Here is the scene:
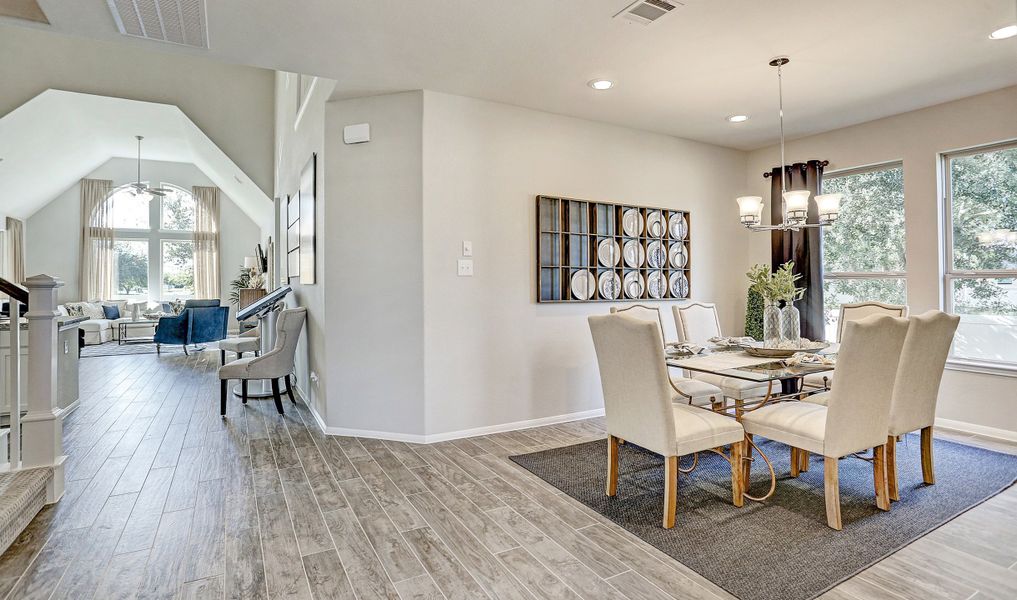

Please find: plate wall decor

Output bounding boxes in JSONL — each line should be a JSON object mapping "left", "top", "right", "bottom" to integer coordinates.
{"left": 536, "top": 195, "right": 692, "bottom": 303}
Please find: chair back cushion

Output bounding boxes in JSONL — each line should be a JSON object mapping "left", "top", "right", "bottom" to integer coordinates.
{"left": 824, "top": 314, "right": 909, "bottom": 457}
{"left": 184, "top": 299, "right": 221, "bottom": 308}
{"left": 673, "top": 302, "right": 721, "bottom": 343}
{"left": 187, "top": 307, "right": 229, "bottom": 344}
{"left": 888, "top": 310, "right": 960, "bottom": 436}
{"left": 588, "top": 314, "right": 676, "bottom": 456}
{"left": 153, "top": 312, "right": 189, "bottom": 345}
{"left": 609, "top": 305, "right": 665, "bottom": 345}
{"left": 248, "top": 307, "right": 307, "bottom": 378}
{"left": 837, "top": 301, "right": 908, "bottom": 341}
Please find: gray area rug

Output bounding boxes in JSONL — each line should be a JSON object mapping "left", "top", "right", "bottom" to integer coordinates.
{"left": 80, "top": 342, "right": 214, "bottom": 357}
{"left": 510, "top": 434, "right": 1017, "bottom": 600}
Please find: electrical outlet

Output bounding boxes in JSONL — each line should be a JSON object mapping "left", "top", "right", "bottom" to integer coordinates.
{"left": 457, "top": 259, "right": 474, "bottom": 277}
{"left": 462, "top": 240, "right": 473, "bottom": 257}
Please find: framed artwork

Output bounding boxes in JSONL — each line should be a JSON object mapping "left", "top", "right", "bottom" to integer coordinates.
{"left": 298, "top": 153, "right": 317, "bottom": 284}
{"left": 286, "top": 194, "right": 300, "bottom": 280}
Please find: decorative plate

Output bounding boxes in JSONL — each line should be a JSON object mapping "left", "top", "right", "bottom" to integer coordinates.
{"left": 623, "top": 240, "right": 645, "bottom": 268}
{"left": 669, "top": 213, "right": 688, "bottom": 240}
{"left": 668, "top": 243, "right": 688, "bottom": 268}
{"left": 646, "top": 240, "right": 666, "bottom": 269}
{"left": 646, "top": 210, "right": 666, "bottom": 238}
{"left": 669, "top": 271, "right": 689, "bottom": 298}
{"left": 623, "top": 271, "right": 645, "bottom": 299}
{"left": 622, "top": 209, "right": 644, "bottom": 237}
{"left": 597, "top": 239, "right": 621, "bottom": 267}
{"left": 570, "top": 270, "right": 597, "bottom": 301}
{"left": 598, "top": 271, "right": 621, "bottom": 300}
{"left": 647, "top": 271, "right": 667, "bottom": 299}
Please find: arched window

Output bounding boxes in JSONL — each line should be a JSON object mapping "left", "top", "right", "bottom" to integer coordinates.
{"left": 108, "top": 183, "right": 196, "bottom": 302}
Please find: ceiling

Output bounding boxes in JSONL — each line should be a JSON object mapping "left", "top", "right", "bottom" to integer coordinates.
{"left": 6, "top": 0, "right": 1017, "bottom": 150}
{"left": 0, "top": 90, "right": 272, "bottom": 226}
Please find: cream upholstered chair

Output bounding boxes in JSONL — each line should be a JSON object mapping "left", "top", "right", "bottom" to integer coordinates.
{"left": 218, "top": 325, "right": 260, "bottom": 365}
{"left": 611, "top": 305, "right": 724, "bottom": 407}
{"left": 219, "top": 307, "right": 306, "bottom": 416}
{"left": 672, "top": 303, "right": 769, "bottom": 401}
{"left": 588, "top": 313, "right": 745, "bottom": 528}
{"left": 740, "top": 314, "right": 909, "bottom": 530}
{"left": 805, "top": 301, "right": 909, "bottom": 390}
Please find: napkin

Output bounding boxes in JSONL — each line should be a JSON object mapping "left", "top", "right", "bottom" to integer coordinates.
{"left": 708, "top": 336, "right": 756, "bottom": 347}
{"left": 784, "top": 352, "right": 836, "bottom": 366}
{"left": 666, "top": 342, "right": 703, "bottom": 355}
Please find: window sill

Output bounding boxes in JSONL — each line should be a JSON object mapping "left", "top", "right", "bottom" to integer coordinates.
{"left": 945, "top": 358, "right": 1017, "bottom": 378}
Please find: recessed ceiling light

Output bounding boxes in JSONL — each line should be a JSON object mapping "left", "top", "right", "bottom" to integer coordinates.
{"left": 989, "top": 24, "right": 1017, "bottom": 39}
{"left": 588, "top": 79, "right": 614, "bottom": 90}
{"left": 726, "top": 115, "right": 749, "bottom": 123}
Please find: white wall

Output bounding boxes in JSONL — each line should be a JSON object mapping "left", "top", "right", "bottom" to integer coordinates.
{"left": 24, "top": 158, "right": 261, "bottom": 323}
{"left": 744, "top": 86, "right": 1017, "bottom": 437}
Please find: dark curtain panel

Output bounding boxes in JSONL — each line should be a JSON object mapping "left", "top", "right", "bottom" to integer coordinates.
{"left": 768, "top": 160, "right": 826, "bottom": 340}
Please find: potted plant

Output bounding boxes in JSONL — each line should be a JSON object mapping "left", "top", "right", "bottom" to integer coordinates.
{"left": 745, "top": 262, "right": 805, "bottom": 346}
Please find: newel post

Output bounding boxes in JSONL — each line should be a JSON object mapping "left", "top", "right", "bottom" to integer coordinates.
{"left": 21, "top": 274, "right": 65, "bottom": 503}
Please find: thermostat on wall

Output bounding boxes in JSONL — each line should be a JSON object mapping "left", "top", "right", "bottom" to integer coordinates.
{"left": 343, "top": 123, "right": 370, "bottom": 144}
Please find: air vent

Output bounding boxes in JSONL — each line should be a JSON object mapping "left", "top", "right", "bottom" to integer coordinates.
{"left": 106, "top": 0, "right": 209, "bottom": 49}
{"left": 614, "top": 0, "right": 682, "bottom": 25}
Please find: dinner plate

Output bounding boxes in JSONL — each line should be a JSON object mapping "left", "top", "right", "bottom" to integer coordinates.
{"left": 668, "top": 243, "right": 688, "bottom": 268}
{"left": 647, "top": 271, "right": 666, "bottom": 299}
{"left": 597, "top": 239, "right": 620, "bottom": 267}
{"left": 646, "top": 240, "right": 666, "bottom": 269}
{"left": 570, "top": 270, "right": 597, "bottom": 301}
{"left": 598, "top": 271, "right": 621, "bottom": 300}
{"left": 622, "top": 240, "right": 645, "bottom": 268}
{"left": 669, "top": 271, "right": 689, "bottom": 298}
{"left": 669, "top": 213, "right": 689, "bottom": 240}
{"left": 623, "top": 272, "right": 645, "bottom": 299}
{"left": 646, "top": 210, "right": 666, "bottom": 238}
{"left": 622, "top": 209, "right": 644, "bottom": 237}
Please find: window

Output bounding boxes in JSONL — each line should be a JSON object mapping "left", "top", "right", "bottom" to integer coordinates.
{"left": 821, "top": 163, "right": 907, "bottom": 341}
{"left": 943, "top": 142, "right": 1017, "bottom": 367}
{"left": 106, "top": 183, "right": 196, "bottom": 302}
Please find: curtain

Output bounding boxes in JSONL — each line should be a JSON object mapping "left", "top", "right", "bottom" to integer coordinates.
{"left": 769, "top": 160, "right": 826, "bottom": 341}
{"left": 5, "top": 217, "right": 25, "bottom": 287}
{"left": 80, "top": 178, "right": 115, "bottom": 301}
{"left": 192, "top": 186, "right": 221, "bottom": 300}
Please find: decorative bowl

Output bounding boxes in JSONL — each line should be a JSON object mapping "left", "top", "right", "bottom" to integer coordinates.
{"left": 742, "top": 342, "right": 829, "bottom": 359}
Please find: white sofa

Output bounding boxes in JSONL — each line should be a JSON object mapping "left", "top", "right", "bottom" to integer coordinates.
{"left": 58, "top": 301, "right": 157, "bottom": 345}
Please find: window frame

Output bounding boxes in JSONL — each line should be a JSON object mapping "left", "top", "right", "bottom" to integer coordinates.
{"left": 820, "top": 161, "right": 908, "bottom": 340}
{"left": 941, "top": 139, "right": 1017, "bottom": 375}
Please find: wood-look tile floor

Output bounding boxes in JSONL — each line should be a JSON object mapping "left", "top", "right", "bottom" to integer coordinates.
{"left": 0, "top": 351, "right": 1015, "bottom": 600}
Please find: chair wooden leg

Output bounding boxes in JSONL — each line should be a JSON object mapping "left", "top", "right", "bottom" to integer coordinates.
{"left": 921, "top": 426, "right": 935, "bottom": 485}
{"left": 730, "top": 440, "right": 744, "bottom": 507}
{"left": 824, "top": 456, "right": 842, "bottom": 530}
{"left": 285, "top": 374, "right": 297, "bottom": 404}
{"left": 886, "top": 435, "right": 899, "bottom": 502}
{"left": 241, "top": 380, "right": 248, "bottom": 404}
{"left": 742, "top": 433, "right": 753, "bottom": 486}
{"left": 606, "top": 435, "right": 619, "bottom": 497}
{"left": 800, "top": 450, "right": 810, "bottom": 472}
{"left": 790, "top": 447, "right": 800, "bottom": 478}
{"left": 873, "top": 444, "right": 890, "bottom": 511}
{"left": 220, "top": 350, "right": 226, "bottom": 366}
{"left": 271, "top": 378, "right": 285, "bottom": 415}
{"left": 663, "top": 456, "right": 678, "bottom": 529}
{"left": 220, "top": 379, "right": 227, "bottom": 416}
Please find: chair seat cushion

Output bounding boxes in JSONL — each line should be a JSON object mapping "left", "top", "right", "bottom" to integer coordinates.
{"left": 740, "top": 402, "right": 828, "bottom": 455}
{"left": 220, "top": 337, "right": 260, "bottom": 353}
{"left": 670, "top": 377, "right": 723, "bottom": 401}
{"left": 219, "top": 356, "right": 256, "bottom": 379}
{"left": 692, "top": 372, "right": 770, "bottom": 399}
{"left": 802, "top": 391, "right": 831, "bottom": 406}
{"left": 803, "top": 371, "right": 833, "bottom": 389}
{"left": 672, "top": 404, "right": 744, "bottom": 456}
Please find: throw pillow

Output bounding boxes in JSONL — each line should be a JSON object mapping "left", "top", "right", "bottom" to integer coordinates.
{"left": 102, "top": 304, "right": 121, "bottom": 320}
{"left": 82, "top": 302, "right": 107, "bottom": 320}
{"left": 65, "top": 303, "right": 85, "bottom": 317}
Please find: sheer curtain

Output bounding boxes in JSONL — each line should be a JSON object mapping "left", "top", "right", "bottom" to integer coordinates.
{"left": 80, "top": 178, "right": 114, "bottom": 301}
{"left": 4, "top": 218, "right": 25, "bottom": 286}
{"left": 192, "top": 186, "right": 221, "bottom": 300}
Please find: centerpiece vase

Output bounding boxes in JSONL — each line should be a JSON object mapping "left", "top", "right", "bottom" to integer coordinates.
{"left": 780, "top": 301, "right": 802, "bottom": 347}
{"left": 762, "top": 301, "right": 782, "bottom": 347}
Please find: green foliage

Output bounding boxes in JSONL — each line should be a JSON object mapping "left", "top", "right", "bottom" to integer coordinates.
{"left": 745, "top": 287, "right": 764, "bottom": 341}
{"left": 746, "top": 261, "right": 805, "bottom": 303}
{"left": 229, "top": 269, "right": 252, "bottom": 307}
{"left": 115, "top": 242, "right": 148, "bottom": 295}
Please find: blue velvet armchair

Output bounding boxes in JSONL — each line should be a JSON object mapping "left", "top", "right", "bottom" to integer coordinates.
{"left": 154, "top": 306, "right": 229, "bottom": 354}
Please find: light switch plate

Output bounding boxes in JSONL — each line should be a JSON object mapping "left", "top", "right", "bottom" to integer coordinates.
{"left": 462, "top": 240, "right": 473, "bottom": 257}
{"left": 457, "top": 259, "right": 474, "bottom": 277}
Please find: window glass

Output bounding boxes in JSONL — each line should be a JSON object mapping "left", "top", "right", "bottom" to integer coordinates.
{"left": 822, "top": 278, "right": 907, "bottom": 342}
{"left": 162, "top": 240, "right": 195, "bottom": 298}
{"left": 160, "top": 185, "right": 196, "bottom": 231}
{"left": 108, "top": 186, "right": 151, "bottom": 230}
{"left": 822, "top": 166, "right": 906, "bottom": 273}
{"left": 113, "top": 240, "right": 149, "bottom": 300}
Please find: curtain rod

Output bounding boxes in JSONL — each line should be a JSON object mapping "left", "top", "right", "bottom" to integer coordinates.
{"left": 762, "top": 159, "right": 829, "bottom": 178}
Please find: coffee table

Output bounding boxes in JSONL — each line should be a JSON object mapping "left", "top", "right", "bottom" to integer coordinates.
{"left": 118, "top": 320, "right": 157, "bottom": 345}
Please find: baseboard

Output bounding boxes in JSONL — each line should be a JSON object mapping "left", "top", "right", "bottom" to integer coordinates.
{"left": 292, "top": 385, "right": 604, "bottom": 444}
{"left": 935, "top": 417, "right": 1017, "bottom": 443}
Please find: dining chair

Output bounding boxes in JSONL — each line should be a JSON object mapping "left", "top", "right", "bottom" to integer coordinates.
{"left": 672, "top": 302, "right": 769, "bottom": 402}
{"left": 219, "top": 307, "right": 306, "bottom": 416}
{"left": 589, "top": 313, "right": 746, "bottom": 528}
{"left": 740, "top": 314, "right": 909, "bottom": 530}
{"left": 804, "top": 300, "right": 909, "bottom": 390}
{"left": 610, "top": 305, "right": 724, "bottom": 407}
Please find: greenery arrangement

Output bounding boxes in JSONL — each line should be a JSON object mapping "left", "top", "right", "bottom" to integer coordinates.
{"left": 228, "top": 268, "right": 252, "bottom": 307}
{"left": 746, "top": 261, "right": 805, "bottom": 304}
{"left": 744, "top": 287, "right": 764, "bottom": 340}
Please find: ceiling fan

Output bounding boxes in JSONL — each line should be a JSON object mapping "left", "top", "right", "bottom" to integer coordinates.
{"left": 129, "top": 135, "right": 170, "bottom": 198}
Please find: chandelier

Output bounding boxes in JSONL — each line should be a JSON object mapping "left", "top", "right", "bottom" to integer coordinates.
{"left": 736, "top": 57, "right": 842, "bottom": 232}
